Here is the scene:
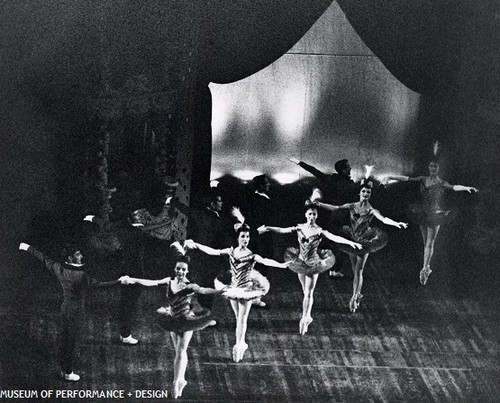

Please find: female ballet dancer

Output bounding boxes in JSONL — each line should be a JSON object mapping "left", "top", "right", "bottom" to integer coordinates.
{"left": 123, "top": 246, "right": 222, "bottom": 399}
{"left": 385, "top": 157, "right": 478, "bottom": 285}
{"left": 315, "top": 181, "right": 408, "bottom": 312}
{"left": 258, "top": 196, "right": 362, "bottom": 335}
{"left": 184, "top": 208, "right": 289, "bottom": 363}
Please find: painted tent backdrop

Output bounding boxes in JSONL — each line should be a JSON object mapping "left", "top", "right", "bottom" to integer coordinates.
{"left": 210, "top": 3, "right": 421, "bottom": 184}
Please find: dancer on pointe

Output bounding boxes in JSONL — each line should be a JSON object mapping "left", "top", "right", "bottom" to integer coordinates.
{"left": 122, "top": 244, "right": 222, "bottom": 399}
{"left": 385, "top": 142, "right": 478, "bottom": 285}
{"left": 258, "top": 190, "right": 362, "bottom": 335}
{"left": 315, "top": 178, "right": 408, "bottom": 312}
{"left": 184, "top": 208, "right": 289, "bottom": 363}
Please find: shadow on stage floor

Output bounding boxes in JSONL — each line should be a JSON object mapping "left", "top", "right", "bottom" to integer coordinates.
{"left": 1, "top": 237, "right": 499, "bottom": 402}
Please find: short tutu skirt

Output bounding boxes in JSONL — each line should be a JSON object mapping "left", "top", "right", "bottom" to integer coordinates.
{"left": 155, "top": 294, "right": 213, "bottom": 333}
{"left": 407, "top": 203, "right": 452, "bottom": 227}
{"left": 337, "top": 226, "right": 388, "bottom": 256}
{"left": 214, "top": 269, "right": 270, "bottom": 301}
{"left": 284, "top": 248, "right": 335, "bottom": 275}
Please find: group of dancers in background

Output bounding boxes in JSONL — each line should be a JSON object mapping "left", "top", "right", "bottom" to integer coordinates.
{"left": 18, "top": 146, "right": 478, "bottom": 398}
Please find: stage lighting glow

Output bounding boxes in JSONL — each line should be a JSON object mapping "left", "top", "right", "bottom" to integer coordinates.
{"left": 233, "top": 169, "right": 262, "bottom": 182}
{"left": 277, "top": 86, "right": 306, "bottom": 141}
{"left": 273, "top": 172, "right": 300, "bottom": 184}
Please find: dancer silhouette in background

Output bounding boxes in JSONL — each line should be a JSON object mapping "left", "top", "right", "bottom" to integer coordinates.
{"left": 385, "top": 157, "right": 478, "bottom": 285}
{"left": 258, "top": 194, "right": 361, "bottom": 335}
{"left": 19, "top": 242, "right": 126, "bottom": 381}
{"left": 315, "top": 181, "right": 408, "bottom": 312}
{"left": 185, "top": 208, "right": 289, "bottom": 362}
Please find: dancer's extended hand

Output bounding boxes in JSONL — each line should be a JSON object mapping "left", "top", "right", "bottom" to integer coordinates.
{"left": 351, "top": 242, "right": 362, "bottom": 250}
{"left": 183, "top": 239, "right": 197, "bottom": 249}
{"left": 257, "top": 225, "right": 267, "bottom": 235}
{"left": 119, "top": 275, "right": 134, "bottom": 285}
{"left": 19, "top": 242, "right": 30, "bottom": 251}
{"left": 288, "top": 157, "right": 300, "bottom": 165}
{"left": 467, "top": 187, "right": 479, "bottom": 193}
{"left": 83, "top": 215, "right": 95, "bottom": 222}
{"left": 397, "top": 222, "right": 408, "bottom": 229}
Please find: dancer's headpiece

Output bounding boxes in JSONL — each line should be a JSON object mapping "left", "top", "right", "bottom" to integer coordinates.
{"left": 170, "top": 241, "right": 191, "bottom": 263}
{"left": 232, "top": 207, "right": 250, "bottom": 232}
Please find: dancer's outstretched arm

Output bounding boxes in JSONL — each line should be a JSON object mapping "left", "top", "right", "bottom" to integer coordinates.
{"left": 450, "top": 184, "right": 478, "bottom": 193}
{"left": 123, "top": 276, "right": 170, "bottom": 287}
{"left": 187, "top": 284, "right": 224, "bottom": 295}
{"left": 385, "top": 175, "right": 424, "bottom": 183}
{"left": 322, "top": 231, "right": 362, "bottom": 249}
{"left": 184, "top": 240, "right": 230, "bottom": 256}
{"left": 314, "top": 201, "right": 351, "bottom": 212}
{"left": 372, "top": 210, "right": 408, "bottom": 229}
{"left": 257, "top": 225, "right": 295, "bottom": 235}
{"left": 289, "top": 157, "right": 329, "bottom": 182}
{"left": 19, "top": 242, "right": 64, "bottom": 276}
{"left": 254, "top": 254, "right": 289, "bottom": 269}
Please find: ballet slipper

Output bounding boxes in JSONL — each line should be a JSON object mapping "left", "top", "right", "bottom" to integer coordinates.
{"left": 232, "top": 344, "right": 238, "bottom": 362}
{"left": 233, "top": 342, "right": 248, "bottom": 362}
{"left": 419, "top": 266, "right": 432, "bottom": 285}
{"left": 173, "top": 379, "right": 187, "bottom": 399}
{"left": 349, "top": 296, "right": 358, "bottom": 313}
{"left": 299, "top": 316, "right": 313, "bottom": 335}
{"left": 356, "top": 294, "right": 363, "bottom": 308}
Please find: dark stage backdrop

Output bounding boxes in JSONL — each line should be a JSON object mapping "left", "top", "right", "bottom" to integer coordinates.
{"left": 0, "top": 0, "right": 498, "bottom": 271}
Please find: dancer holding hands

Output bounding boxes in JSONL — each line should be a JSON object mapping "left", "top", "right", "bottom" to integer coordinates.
{"left": 258, "top": 190, "right": 361, "bottom": 335}
{"left": 122, "top": 243, "right": 222, "bottom": 399}
{"left": 315, "top": 180, "right": 408, "bottom": 312}
{"left": 184, "top": 208, "right": 289, "bottom": 363}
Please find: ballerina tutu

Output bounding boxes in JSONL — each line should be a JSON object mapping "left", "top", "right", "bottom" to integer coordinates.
{"left": 337, "top": 225, "right": 388, "bottom": 255}
{"left": 284, "top": 247, "right": 335, "bottom": 275}
{"left": 155, "top": 288, "right": 214, "bottom": 332}
{"left": 407, "top": 203, "right": 453, "bottom": 227}
{"left": 214, "top": 269, "right": 270, "bottom": 301}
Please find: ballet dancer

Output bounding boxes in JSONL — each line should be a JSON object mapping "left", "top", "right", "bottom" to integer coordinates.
{"left": 258, "top": 193, "right": 362, "bottom": 335}
{"left": 385, "top": 153, "right": 478, "bottom": 285}
{"left": 122, "top": 246, "right": 222, "bottom": 399}
{"left": 18, "top": 242, "right": 126, "bottom": 381}
{"left": 184, "top": 208, "right": 289, "bottom": 363}
{"left": 315, "top": 180, "right": 408, "bottom": 312}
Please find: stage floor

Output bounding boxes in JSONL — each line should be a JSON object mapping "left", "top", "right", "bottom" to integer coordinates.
{"left": 1, "top": 247, "right": 499, "bottom": 402}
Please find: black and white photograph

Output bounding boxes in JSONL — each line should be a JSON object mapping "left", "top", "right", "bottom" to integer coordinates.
{"left": 0, "top": 1, "right": 499, "bottom": 401}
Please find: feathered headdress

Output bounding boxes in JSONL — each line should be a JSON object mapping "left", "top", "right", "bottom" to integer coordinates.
{"left": 231, "top": 207, "right": 249, "bottom": 232}
{"left": 360, "top": 165, "right": 374, "bottom": 188}
{"left": 170, "top": 241, "right": 191, "bottom": 263}
{"left": 310, "top": 188, "right": 322, "bottom": 203}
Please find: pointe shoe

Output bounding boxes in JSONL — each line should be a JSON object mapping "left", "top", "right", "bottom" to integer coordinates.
{"left": 419, "top": 266, "right": 432, "bottom": 285}
{"left": 233, "top": 342, "right": 248, "bottom": 362}
{"left": 349, "top": 296, "right": 358, "bottom": 313}
{"left": 299, "top": 316, "right": 313, "bottom": 335}
{"left": 173, "top": 379, "right": 187, "bottom": 399}
{"left": 356, "top": 294, "right": 363, "bottom": 308}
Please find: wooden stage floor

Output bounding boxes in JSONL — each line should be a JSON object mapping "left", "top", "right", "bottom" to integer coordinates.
{"left": 1, "top": 246, "right": 499, "bottom": 402}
